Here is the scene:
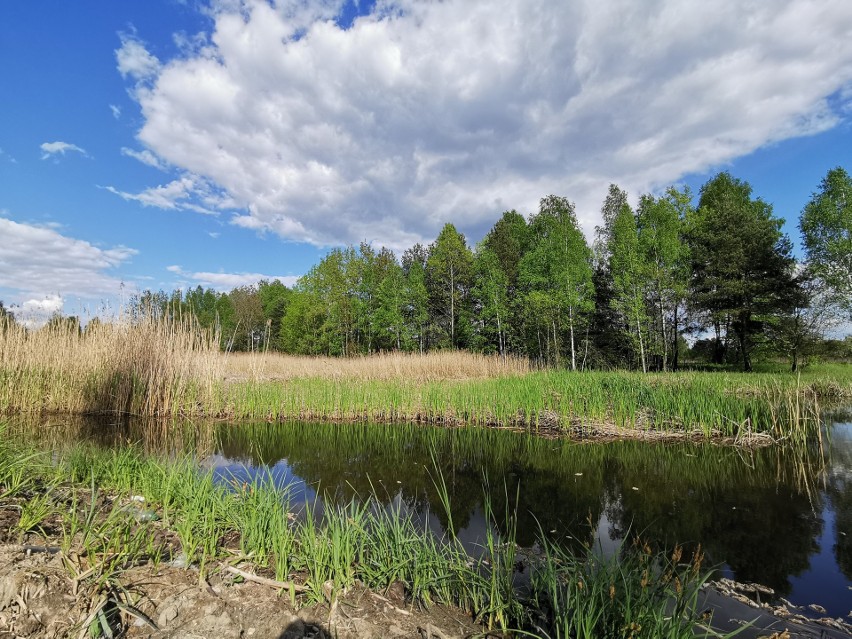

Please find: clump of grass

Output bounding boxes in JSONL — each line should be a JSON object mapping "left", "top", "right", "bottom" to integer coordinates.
{"left": 529, "top": 537, "right": 713, "bottom": 639}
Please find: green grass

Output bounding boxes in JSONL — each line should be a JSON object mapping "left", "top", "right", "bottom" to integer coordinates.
{"left": 0, "top": 433, "right": 739, "bottom": 638}
{"left": 208, "top": 366, "right": 849, "bottom": 438}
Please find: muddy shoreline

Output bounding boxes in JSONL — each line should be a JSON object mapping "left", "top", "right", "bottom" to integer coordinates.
{"left": 3, "top": 540, "right": 850, "bottom": 638}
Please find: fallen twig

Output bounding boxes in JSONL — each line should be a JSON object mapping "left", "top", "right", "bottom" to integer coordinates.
{"left": 224, "top": 566, "right": 307, "bottom": 592}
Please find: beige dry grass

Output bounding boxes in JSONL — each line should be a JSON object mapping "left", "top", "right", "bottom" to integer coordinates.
{"left": 0, "top": 317, "right": 222, "bottom": 415}
{"left": 0, "top": 318, "right": 528, "bottom": 416}
{"left": 222, "top": 350, "right": 531, "bottom": 383}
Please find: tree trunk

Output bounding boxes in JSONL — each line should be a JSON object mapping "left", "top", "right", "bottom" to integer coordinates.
{"left": 671, "top": 305, "right": 679, "bottom": 371}
{"left": 494, "top": 291, "right": 504, "bottom": 358}
{"left": 449, "top": 266, "right": 455, "bottom": 347}
{"left": 636, "top": 314, "right": 647, "bottom": 373}
{"left": 568, "top": 305, "right": 576, "bottom": 371}
{"left": 735, "top": 312, "right": 752, "bottom": 372}
{"left": 552, "top": 319, "right": 560, "bottom": 368}
{"left": 712, "top": 319, "right": 725, "bottom": 365}
{"left": 659, "top": 299, "right": 668, "bottom": 372}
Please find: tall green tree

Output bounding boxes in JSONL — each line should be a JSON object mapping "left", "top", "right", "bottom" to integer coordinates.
{"left": 589, "top": 184, "right": 631, "bottom": 368}
{"left": 519, "top": 195, "right": 595, "bottom": 370}
{"left": 688, "top": 172, "right": 796, "bottom": 371}
{"left": 772, "top": 269, "right": 839, "bottom": 371}
{"left": 472, "top": 246, "right": 510, "bottom": 355}
{"left": 279, "top": 288, "right": 328, "bottom": 355}
{"left": 374, "top": 257, "right": 408, "bottom": 351}
{"left": 257, "top": 279, "right": 292, "bottom": 350}
{"left": 426, "top": 224, "right": 474, "bottom": 349}
{"left": 227, "top": 285, "right": 266, "bottom": 351}
{"left": 609, "top": 202, "right": 649, "bottom": 372}
{"left": 799, "top": 166, "right": 852, "bottom": 318}
{"left": 636, "top": 188, "right": 692, "bottom": 371}
{"left": 482, "top": 210, "right": 531, "bottom": 353}
{"left": 403, "top": 244, "right": 430, "bottom": 353}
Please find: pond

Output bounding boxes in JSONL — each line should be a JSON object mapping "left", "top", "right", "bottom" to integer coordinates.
{"left": 8, "top": 409, "right": 852, "bottom": 619}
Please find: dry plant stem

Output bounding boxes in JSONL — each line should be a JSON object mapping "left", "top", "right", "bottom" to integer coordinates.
{"left": 225, "top": 565, "right": 307, "bottom": 592}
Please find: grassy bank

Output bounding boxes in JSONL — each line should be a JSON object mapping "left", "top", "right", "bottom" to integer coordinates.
{"left": 1, "top": 318, "right": 850, "bottom": 438}
{"left": 0, "top": 435, "right": 728, "bottom": 638}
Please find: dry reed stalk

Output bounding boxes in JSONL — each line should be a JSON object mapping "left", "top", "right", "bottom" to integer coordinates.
{"left": 0, "top": 316, "right": 224, "bottom": 416}
{"left": 221, "top": 350, "right": 531, "bottom": 383}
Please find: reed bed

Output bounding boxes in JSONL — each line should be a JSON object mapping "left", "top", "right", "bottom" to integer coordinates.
{"left": 0, "top": 436, "right": 729, "bottom": 638}
{"left": 224, "top": 350, "right": 532, "bottom": 382}
{"left": 1, "top": 317, "right": 849, "bottom": 439}
{"left": 0, "top": 316, "right": 223, "bottom": 416}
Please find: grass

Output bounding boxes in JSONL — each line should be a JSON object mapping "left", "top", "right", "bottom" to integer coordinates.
{"left": 1, "top": 316, "right": 850, "bottom": 438}
{"left": 0, "top": 433, "right": 737, "bottom": 638}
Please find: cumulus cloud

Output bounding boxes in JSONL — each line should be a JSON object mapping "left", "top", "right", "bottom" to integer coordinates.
{"left": 116, "top": 33, "right": 161, "bottom": 81}
{"left": 121, "top": 146, "right": 166, "bottom": 170}
{"left": 9, "top": 295, "right": 66, "bottom": 328}
{"left": 0, "top": 217, "right": 137, "bottom": 301}
{"left": 110, "top": 104, "right": 122, "bottom": 119}
{"left": 40, "top": 141, "right": 88, "bottom": 160}
{"left": 166, "top": 265, "right": 300, "bottom": 290}
{"left": 124, "top": 0, "right": 852, "bottom": 247}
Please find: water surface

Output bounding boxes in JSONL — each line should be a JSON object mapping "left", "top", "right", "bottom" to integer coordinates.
{"left": 9, "top": 411, "right": 852, "bottom": 618}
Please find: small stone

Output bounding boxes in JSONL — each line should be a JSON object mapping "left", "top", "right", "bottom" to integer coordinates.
{"left": 809, "top": 604, "right": 827, "bottom": 614}
{"left": 158, "top": 605, "right": 179, "bottom": 628}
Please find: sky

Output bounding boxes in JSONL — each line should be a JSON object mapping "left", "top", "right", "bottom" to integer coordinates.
{"left": 2, "top": 0, "right": 852, "bottom": 326}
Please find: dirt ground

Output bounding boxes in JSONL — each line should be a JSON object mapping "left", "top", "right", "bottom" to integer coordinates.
{"left": 0, "top": 541, "right": 485, "bottom": 639}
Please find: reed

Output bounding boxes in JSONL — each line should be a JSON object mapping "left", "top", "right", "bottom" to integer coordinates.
{"left": 0, "top": 315, "right": 222, "bottom": 416}
{"left": 224, "top": 349, "right": 532, "bottom": 382}
{"left": 1, "top": 317, "right": 849, "bottom": 437}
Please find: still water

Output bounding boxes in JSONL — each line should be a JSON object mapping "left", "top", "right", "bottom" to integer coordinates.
{"left": 10, "top": 410, "right": 852, "bottom": 618}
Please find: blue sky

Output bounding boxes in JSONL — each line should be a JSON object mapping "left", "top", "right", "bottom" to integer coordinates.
{"left": 1, "top": 0, "right": 851, "bottom": 325}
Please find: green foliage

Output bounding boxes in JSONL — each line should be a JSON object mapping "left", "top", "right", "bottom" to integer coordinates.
{"left": 117, "top": 172, "right": 842, "bottom": 368}
{"left": 426, "top": 224, "right": 474, "bottom": 349}
{"left": 471, "top": 246, "right": 510, "bottom": 354}
{"left": 609, "top": 201, "right": 650, "bottom": 372}
{"left": 519, "top": 196, "right": 595, "bottom": 369}
{"left": 800, "top": 166, "right": 852, "bottom": 318}
{"left": 637, "top": 188, "right": 692, "bottom": 371}
{"left": 687, "top": 172, "right": 796, "bottom": 371}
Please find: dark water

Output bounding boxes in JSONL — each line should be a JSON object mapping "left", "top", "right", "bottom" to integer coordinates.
{"left": 9, "top": 411, "right": 852, "bottom": 619}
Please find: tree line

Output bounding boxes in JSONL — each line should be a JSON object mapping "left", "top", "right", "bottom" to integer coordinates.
{"left": 7, "top": 168, "right": 846, "bottom": 372}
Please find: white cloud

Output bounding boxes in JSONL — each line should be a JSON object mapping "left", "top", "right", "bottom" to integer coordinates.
{"left": 0, "top": 147, "right": 16, "bottom": 164}
{"left": 0, "top": 217, "right": 137, "bottom": 301}
{"left": 40, "top": 141, "right": 88, "bottom": 160}
{"left": 115, "top": 34, "right": 161, "bottom": 81}
{"left": 110, "top": 104, "right": 122, "bottom": 119}
{"left": 121, "top": 146, "right": 166, "bottom": 170}
{"left": 167, "top": 265, "right": 300, "bottom": 290}
{"left": 9, "top": 295, "right": 65, "bottom": 328}
{"left": 102, "top": 173, "right": 234, "bottom": 214}
{"left": 125, "top": 0, "right": 852, "bottom": 247}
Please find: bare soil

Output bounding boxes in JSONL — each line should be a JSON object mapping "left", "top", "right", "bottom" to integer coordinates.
{"left": 0, "top": 486, "right": 484, "bottom": 639}
{"left": 0, "top": 541, "right": 484, "bottom": 639}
